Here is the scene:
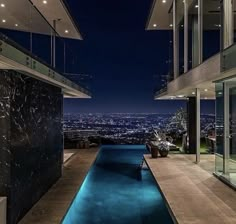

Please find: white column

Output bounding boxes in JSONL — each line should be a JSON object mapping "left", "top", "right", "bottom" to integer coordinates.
{"left": 198, "top": 0, "right": 203, "bottom": 64}
{"left": 196, "top": 88, "right": 200, "bottom": 163}
{"left": 173, "top": 0, "right": 179, "bottom": 79}
{"left": 223, "top": 83, "right": 229, "bottom": 174}
{"left": 184, "top": 0, "right": 188, "bottom": 73}
{"left": 53, "top": 20, "right": 57, "bottom": 68}
{"left": 223, "top": 0, "right": 234, "bottom": 49}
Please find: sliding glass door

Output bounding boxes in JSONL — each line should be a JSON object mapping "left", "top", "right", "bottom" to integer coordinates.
{"left": 226, "top": 84, "right": 236, "bottom": 185}
{"left": 215, "top": 82, "right": 236, "bottom": 187}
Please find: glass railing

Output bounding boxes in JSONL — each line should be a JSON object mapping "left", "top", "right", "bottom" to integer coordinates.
{"left": 0, "top": 0, "right": 90, "bottom": 92}
{"left": 154, "top": 29, "right": 173, "bottom": 97}
{"left": 221, "top": 43, "right": 236, "bottom": 72}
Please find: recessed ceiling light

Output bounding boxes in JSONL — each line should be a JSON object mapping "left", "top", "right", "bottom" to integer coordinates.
{"left": 169, "top": 24, "right": 173, "bottom": 27}
{"left": 218, "top": 92, "right": 222, "bottom": 95}
{"left": 15, "top": 23, "right": 18, "bottom": 27}
{"left": 177, "top": 95, "right": 184, "bottom": 98}
{"left": 2, "top": 19, "right": 6, "bottom": 23}
{"left": 204, "top": 89, "right": 208, "bottom": 92}
{"left": 0, "top": 3, "right": 5, "bottom": 7}
{"left": 195, "top": 5, "right": 199, "bottom": 8}
{"left": 43, "top": 0, "right": 47, "bottom": 4}
{"left": 65, "top": 30, "right": 69, "bottom": 33}
{"left": 162, "top": 0, "right": 166, "bottom": 3}
{"left": 153, "top": 24, "right": 157, "bottom": 27}
{"left": 204, "top": 97, "right": 208, "bottom": 100}
{"left": 192, "top": 92, "right": 195, "bottom": 95}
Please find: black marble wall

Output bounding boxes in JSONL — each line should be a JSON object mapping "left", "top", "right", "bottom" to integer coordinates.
{"left": 0, "top": 70, "right": 63, "bottom": 224}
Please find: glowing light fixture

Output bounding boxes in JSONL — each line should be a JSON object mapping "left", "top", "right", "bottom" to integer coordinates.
{"left": 2, "top": 19, "right": 6, "bottom": 23}
{"left": 43, "top": 0, "right": 47, "bottom": 4}
{"left": 153, "top": 24, "right": 157, "bottom": 27}
{"left": 0, "top": 3, "right": 5, "bottom": 7}
{"left": 65, "top": 30, "right": 69, "bottom": 33}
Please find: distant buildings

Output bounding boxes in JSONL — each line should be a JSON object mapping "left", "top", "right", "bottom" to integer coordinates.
{"left": 64, "top": 113, "right": 215, "bottom": 145}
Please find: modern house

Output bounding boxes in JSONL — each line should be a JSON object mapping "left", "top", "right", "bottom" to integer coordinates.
{"left": 0, "top": 0, "right": 91, "bottom": 223}
{"left": 146, "top": 0, "right": 236, "bottom": 189}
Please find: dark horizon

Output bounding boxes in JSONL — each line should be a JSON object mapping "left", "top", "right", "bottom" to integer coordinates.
{"left": 63, "top": 0, "right": 216, "bottom": 114}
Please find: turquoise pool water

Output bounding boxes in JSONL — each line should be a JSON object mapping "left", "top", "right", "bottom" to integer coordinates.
{"left": 62, "top": 145, "right": 173, "bottom": 224}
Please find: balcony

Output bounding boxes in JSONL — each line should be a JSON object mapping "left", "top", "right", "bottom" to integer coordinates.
{"left": 0, "top": 0, "right": 91, "bottom": 98}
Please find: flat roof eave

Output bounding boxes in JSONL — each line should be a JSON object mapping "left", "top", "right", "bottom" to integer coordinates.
{"left": 155, "top": 54, "right": 221, "bottom": 100}
{"left": 0, "top": 0, "right": 82, "bottom": 40}
{"left": 146, "top": 0, "right": 173, "bottom": 30}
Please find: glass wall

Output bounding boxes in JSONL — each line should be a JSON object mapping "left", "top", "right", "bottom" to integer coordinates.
{"left": 215, "top": 82, "right": 236, "bottom": 188}
{"left": 226, "top": 84, "right": 236, "bottom": 186}
{"left": 187, "top": 0, "right": 199, "bottom": 69}
{"left": 176, "top": 0, "right": 184, "bottom": 75}
{"left": 215, "top": 83, "right": 224, "bottom": 175}
{"left": 0, "top": 0, "right": 53, "bottom": 64}
{"left": 168, "top": 13, "right": 174, "bottom": 82}
{"left": 0, "top": 0, "right": 89, "bottom": 90}
{"left": 203, "top": 0, "right": 221, "bottom": 61}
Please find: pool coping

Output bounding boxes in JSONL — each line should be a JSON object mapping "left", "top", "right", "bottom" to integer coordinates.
{"left": 144, "top": 155, "right": 178, "bottom": 224}
{"left": 144, "top": 154, "right": 236, "bottom": 224}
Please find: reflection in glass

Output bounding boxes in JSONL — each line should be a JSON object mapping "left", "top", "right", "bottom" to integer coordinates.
{"left": 203, "top": 0, "right": 221, "bottom": 61}
{"left": 215, "top": 83, "right": 224, "bottom": 175}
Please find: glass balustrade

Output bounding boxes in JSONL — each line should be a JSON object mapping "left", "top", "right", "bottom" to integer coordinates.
{"left": 0, "top": 0, "right": 90, "bottom": 92}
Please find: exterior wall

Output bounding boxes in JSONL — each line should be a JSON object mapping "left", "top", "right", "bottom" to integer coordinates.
{"left": 0, "top": 70, "right": 63, "bottom": 224}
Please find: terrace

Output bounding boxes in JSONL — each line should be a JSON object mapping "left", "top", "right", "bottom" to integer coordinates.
{"left": 17, "top": 147, "right": 236, "bottom": 224}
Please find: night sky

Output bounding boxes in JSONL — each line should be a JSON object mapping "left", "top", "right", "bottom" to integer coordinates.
{"left": 63, "top": 0, "right": 215, "bottom": 114}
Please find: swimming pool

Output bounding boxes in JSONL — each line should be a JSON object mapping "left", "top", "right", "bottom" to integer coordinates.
{"left": 62, "top": 145, "right": 173, "bottom": 224}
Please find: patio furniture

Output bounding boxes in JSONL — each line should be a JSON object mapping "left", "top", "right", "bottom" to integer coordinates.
{"left": 146, "top": 141, "right": 159, "bottom": 158}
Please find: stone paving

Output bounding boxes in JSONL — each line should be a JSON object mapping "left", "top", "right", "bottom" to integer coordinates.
{"left": 144, "top": 154, "right": 236, "bottom": 224}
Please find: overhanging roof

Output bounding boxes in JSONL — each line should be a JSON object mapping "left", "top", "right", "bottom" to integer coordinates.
{"left": 0, "top": 0, "right": 82, "bottom": 40}
{"left": 146, "top": 0, "right": 221, "bottom": 31}
{"left": 146, "top": 0, "right": 173, "bottom": 30}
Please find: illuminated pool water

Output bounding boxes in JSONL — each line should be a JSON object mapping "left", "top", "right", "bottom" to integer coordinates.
{"left": 62, "top": 145, "right": 173, "bottom": 224}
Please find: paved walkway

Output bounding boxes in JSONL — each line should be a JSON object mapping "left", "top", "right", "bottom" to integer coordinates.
{"left": 20, "top": 148, "right": 99, "bottom": 224}
{"left": 144, "top": 154, "right": 236, "bottom": 224}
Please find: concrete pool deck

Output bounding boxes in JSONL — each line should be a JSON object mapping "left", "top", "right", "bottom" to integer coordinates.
{"left": 144, "top": 154, "right": 236, "bottom": 224}
{"left": 20, "top": 148, "right": 99, "bottom": 224}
